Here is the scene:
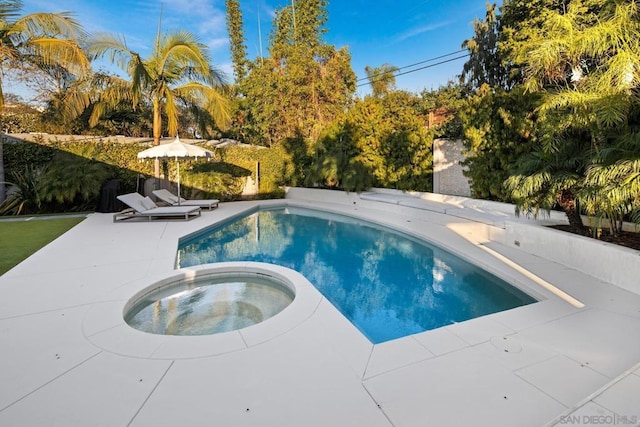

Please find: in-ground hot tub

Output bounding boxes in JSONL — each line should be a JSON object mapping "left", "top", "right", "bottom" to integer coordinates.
{"left": 124, "top": 272, "right": 295, "bottom": 336}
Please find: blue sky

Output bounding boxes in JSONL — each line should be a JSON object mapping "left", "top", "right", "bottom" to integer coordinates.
{"left": 17, "top": 0, "right": 490, "bottom": 97}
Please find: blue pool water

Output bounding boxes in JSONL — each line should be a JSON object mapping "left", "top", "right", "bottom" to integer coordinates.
{"left": 177, "top": 207, "right": 536, "bottom": 343}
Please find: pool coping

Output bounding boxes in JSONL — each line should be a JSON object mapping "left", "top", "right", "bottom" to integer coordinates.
{"left": 83, "top": 262, "right": 323, "bottom": 359}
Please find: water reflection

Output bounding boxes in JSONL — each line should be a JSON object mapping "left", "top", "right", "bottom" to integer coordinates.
{"left": 126, "top": 277, "right": 294, "bottom": 336}
{"left": 178, "top": 208, "right": 536, "bottom": 343}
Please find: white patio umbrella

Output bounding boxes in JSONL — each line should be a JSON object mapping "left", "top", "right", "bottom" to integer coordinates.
{"left": 137, "top": 135, "right": 214, "bottom": 204}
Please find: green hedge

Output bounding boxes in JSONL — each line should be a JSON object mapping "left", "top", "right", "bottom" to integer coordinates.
{"left": 2, "top": 136, "right": 290, "bottom": 214}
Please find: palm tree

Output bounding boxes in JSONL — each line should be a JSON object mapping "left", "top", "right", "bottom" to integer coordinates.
{"left": 0, "top": 0, "right": 89, "bottom": 108}
{"left": 365, "top": 63, "right": 398, "bottom": 97}
{"left": 88, "top": 29, "right": 231, "bottom": 178}
{"left": 508, "top": 1, "right": 640, "bottom": 230}
{"left": 581, "top": 133, "right": 640, "bottom": 235}
{"left": 0, "top": 0, "right": 88, "bottom": 203}
{"left": 505, "top": 134, "right": 588, "bottom": 232}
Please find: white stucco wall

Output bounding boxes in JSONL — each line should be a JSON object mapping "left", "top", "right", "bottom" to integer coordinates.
{"left": 432, "top": 138, "right": 471, "bottom": 197}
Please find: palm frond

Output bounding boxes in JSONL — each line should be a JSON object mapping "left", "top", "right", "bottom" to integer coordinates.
{"left": 0, "top": 1, "right": 22, "bottom": 21}
{"left": 87, "top": 32, "right": 136, "bottom": 70}
{"left": 172, "top": 83, "right": 231, "bottom": 130}
{"left": 87, "top": 76, "right": 135, "bottom": 127}
{"left": 27, "top": 37, "right": 90, "bottom": 74}
{"left": 155, "top": 30, "right": 210, "bottom": 75}
{"left": 163, "top": 84, "right": 179, "bottom": 137}
{"left": 10, "top": 11, "right": 86, "bottom": 41}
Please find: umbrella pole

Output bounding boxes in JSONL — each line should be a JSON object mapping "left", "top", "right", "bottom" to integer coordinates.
{"left": 176, "top": 158, "right": 181, "bottom": 205}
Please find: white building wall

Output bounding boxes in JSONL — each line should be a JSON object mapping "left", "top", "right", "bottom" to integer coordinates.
{"left": 433, "top": 138, "right": 471, "bottom": 197}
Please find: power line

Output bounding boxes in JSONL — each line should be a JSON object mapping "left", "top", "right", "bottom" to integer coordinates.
{"left": 357, "top": 49, "right": 468, "bottom": 83}
{"left": 357, "top": 53, "right": 470, "bottom": 88}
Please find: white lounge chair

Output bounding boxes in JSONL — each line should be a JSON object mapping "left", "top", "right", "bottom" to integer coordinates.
{"left": 113, "top": 192, "right": 201, "bottom": 222}
{"left": 152, "top": 189, "right": 219, "bottom": 210}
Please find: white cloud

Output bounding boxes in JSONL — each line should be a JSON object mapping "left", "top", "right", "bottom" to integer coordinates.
{"left": 394, "top": 21, "right": 452, "bottom": 43}
{"left": 207, "top": 37, "right": 229, "bottom": 51}
{"left": 162, "top": 0, "right": 227, "bottom": 32}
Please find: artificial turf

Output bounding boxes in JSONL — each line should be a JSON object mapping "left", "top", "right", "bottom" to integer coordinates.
{"left": 0, "top": 217, "right": 84, "bottom": 276}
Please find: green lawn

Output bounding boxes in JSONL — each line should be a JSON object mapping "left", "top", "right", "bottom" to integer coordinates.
{"left": 0, "top": 217, "right": 85, "bottom": 276}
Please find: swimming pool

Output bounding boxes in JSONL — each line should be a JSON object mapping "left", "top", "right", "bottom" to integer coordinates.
{"left": 177, "top": 206, "right": 536, "bottom": 343}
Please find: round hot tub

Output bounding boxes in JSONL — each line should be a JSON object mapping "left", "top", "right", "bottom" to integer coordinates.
{"left": 124, "top": 273, "right": 295, "bottom": 336}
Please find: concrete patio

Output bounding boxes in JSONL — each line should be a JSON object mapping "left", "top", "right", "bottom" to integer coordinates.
{"left": 1, "top": 188, "right": 639, "bottom": 426}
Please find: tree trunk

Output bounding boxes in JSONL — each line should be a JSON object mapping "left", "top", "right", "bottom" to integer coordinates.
{"left": 557, "top": 189, "right": 587, "bottom": 234}
{"left": 0, "top": 134, "right": 5, "bottom": 203}
{"left": 152, "top": 97, "right": 162, "bottom": 182}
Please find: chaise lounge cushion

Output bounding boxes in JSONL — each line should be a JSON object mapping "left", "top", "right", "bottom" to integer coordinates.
{"left": 152, "top": 189, "right": 219, "bottom": 210}
{"left": 141, "top": 197, "right": 157, "bottom": 211}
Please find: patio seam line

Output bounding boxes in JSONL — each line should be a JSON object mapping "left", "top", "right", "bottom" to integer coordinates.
{"left": 361, "top": 343, "right": 437, "bottom": 381}
{"left": 503, "top": 307, "right": 640, "bottom": 378}
{"left": 409, "top": 335, "right": 437, "bottom": 356}
{"left": 513, "top": 352, "right": 613, "bottom": 393}
{"left": 361, "top": 343, "right": 375, "bottom": 381}
{"left": 237, "top": 329, "right": 250, "bottom": 348}
{"left": 444, "top": 322, "right": 516, "bottom": 347}
{"left": 157, "top": 222, "right": 170, "bottom": 242}
{"left": 495, "top": 349, "right": 559, "bottom": 374}
{"left": 595, "top": 306, "right": 640, "bottom": 319}
{"left": 90, "top": 334, "right": 167, "bottom": 360}
{"left": 83, "top": 317, "right": 123, "bottom": 339}
{"left": 492, "top": 306, "right": 595, "bottom": 336}
{"left": 543, "top": 360, "right": 640, "bottom": 426}
{"left": 471, "top": 337, "right": 561, "bottom": 375}
{"left": 361, "top": 348, "right": 461, "bottom": 382}
{"left": 0, "top": 350, "right": 103, "bottom": 413}
{"left": 0, "top": 302, "right": 111, "bottom": 322}
{"left": 508, "top": 368, "right": 571, "bottom": 413}
{"left": 2, "top": 260, "right": 158, "bottom": 280}
{"left": 489, "top": 310, "right": 576, "bottom": 335}
{"left": 359, "top": 382, "right": 396, "bottom": 427}
{"left": 549, "top": 353, "right": 614, "bottom": 380}
{"left": 127, "top": 360, "right": 175, "bottom": 427}
{"left": 238, "top": 292, "right": 326, "bottom": 349}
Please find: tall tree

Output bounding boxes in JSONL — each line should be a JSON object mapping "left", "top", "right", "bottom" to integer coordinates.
{"left": 240, "top": 0, "right": 355, "bottom": 146}
{"left": 365, "top": 63, "right": 399, "bottom": 97}
{"left": 460, "top": 3, "right": 508, "bottom": 89}
{"left": 498, "top": 0, "right": 570, "bottom": 84}
{"left": 88, "top": 29, "right": 231, "bottom": 177}
{"left": 291, "top": 0, "right": 328, "bottom": 48}
{"left": 0, "top": 0, "right": 88, "bottom": 203}
{"left": 225, "top": 0, "right": 248, "bottom": 83}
